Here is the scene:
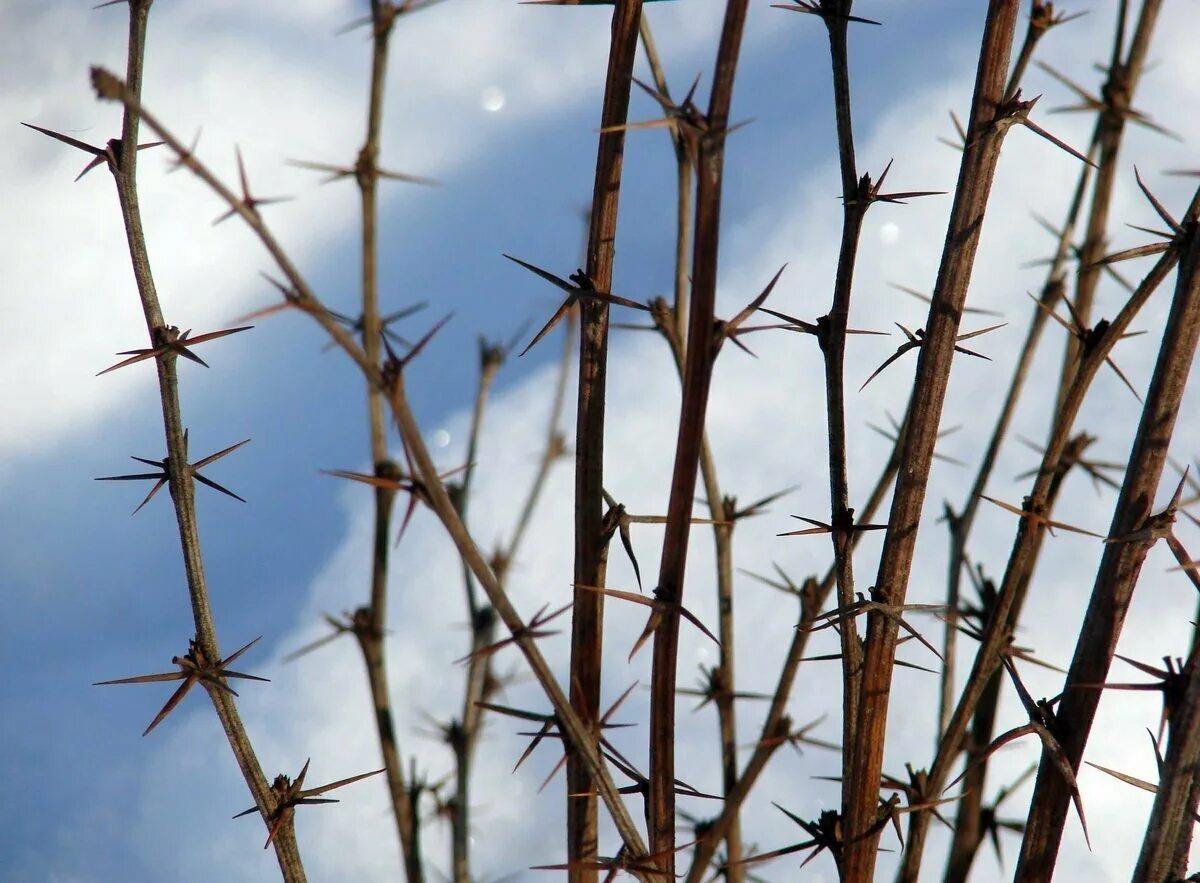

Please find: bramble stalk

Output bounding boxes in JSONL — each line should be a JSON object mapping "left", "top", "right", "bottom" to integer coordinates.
{"left": 92, "top": 65, "right": 657, "bottom": 880}
{"left": 930, "top": 6, "right": 1165, "bottom": 876}
{"left": 840, "top": 4, "right": 1022, "bottom": 877}
{"left": 1017, "top": 185, "right": 1200, "bottom": 880}
{"left": 638, "top": 19, "right": 745, "bottom": 874}
{"left": 647, "top": 0, "right": 751, "bottom": 874}
{"left": 101, "top": 2, "right": 305, "bottom": 878}
{"left": 567, "top": 1, "right": 644, "bottom": 877}
{"left": 352, "top": 5, "right": 423, "bottom": 879}
{"left": 1054, "top": 0, "right": 1162, "bottom": 410}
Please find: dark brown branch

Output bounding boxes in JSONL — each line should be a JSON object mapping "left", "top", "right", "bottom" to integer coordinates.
{"left": 683, "top": 392, "right": 913, "bottom": 883}
{"left": 638, "top": 17, "right": 743, "bottom": 875}
{"left": 930, "top": 152, "right": 1097, "bottom": 883}
{"left": 350, "top": 5, "right": 423, "bottom": 880}
{"left": 568, "top": 2, "right": 645, "bottom": 879}
{"left": 1053, "top": 0, "right": 1163, "bottom": 409}
{"left": 1016, "top": 186, "right": 1200, "bottom": 881}
{"left": 810, "top": 0, "right": 866, "bottom": 823}
{"left": 841, "top": 5, "right": 1023, "bottom": 878}
{"left": 897, "top": 243, "right": 1181, "bottom": 882}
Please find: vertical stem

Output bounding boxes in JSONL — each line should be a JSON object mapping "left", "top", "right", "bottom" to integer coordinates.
{"left": 569, "top": 3, "right": 644, "bottom": 877}
{"left": 840, "top": 5, "right": 1021, "bottom": 878}
{"left": 355, "top": 6, "right": 421, "bottom": 879}
{"left": 930, "top": 161, "right": 1094, "bottom": 883}
{"left": 683, "top": 392, "right": 913, "bottom": 883}
{"left": 897, "top": 245, "right": 1181, "bottom": 883}
{"left": 929, "top": 6, "right": 1162, "bottom": 874}
{"left": 649, "top": 1, "right": 751, "bottom": 874}
{"left": 1054, "top": 0, "right": 1162, "bottom": 409}
{"left": 815, "top": 1, "right": 865, "bottom": 816}
{"left": 452, "top": 344, "right": 502, "bottom": 883}
{"left": 639, "top": 17, "right": 740, "bottom": 871}
{"left": 1133, "top": 638, "right": 1200, "bottom": 882}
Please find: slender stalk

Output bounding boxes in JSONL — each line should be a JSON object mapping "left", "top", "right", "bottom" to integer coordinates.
{"left": 93, "top": 72, "right": 656, "bottom": 879}
{"left": 454, "top": 322, "right": 573, "bottom": 882}
{"left": 638, "top": 16, "right": 693, "bottom": 342}
{"left": 840, "top": 5, "right": 1022, "bottom": 877}
{"left": 683, "top": 392, "right": 914, "bottom": 883}
{"left": 814, "top": 1, "right": 865, "bottom": 817}
{"left": 1133, "top": 638, "right": 1200, "bottom": 881}
{"left": 104, "top": 4, "right": 304, "bottom": 879}
{"left": 1017, "top": 187, "right": 1200, "bottom": 880}
{"left": 389, "top": 374, "right": 654, "bottom": 877}
{"left": 351, "top": 6, "right": 423, "bottom": 880}
{"left": 1003, "top": 0, "right": 1056, "bottom": 101}
{"left": 931, "top": 152, "right": 1096, "bottom": 883}
{"left": 1169, "top": 599, "right": 1200, "bottom": 874}
{"left": 931, "top": 6, "right": 1163, "bottom": 873}
{"left": 654, "top": 287, "right": 744, "bottom": 880}
{"left": 648, "top": 2, "right": 751, "bottom": 874}
{"left": 935, "top": 3, "right": 1099, "bottom": 744}
{"left": 448, "top": 339, "right": 508, "bottom": 883}
{"left": 505, "top": 317, "right": 575, "bottom": 568}
{"left": 568, "top": 3, "right": 644, "bottom": 877}
{"left": 1054, "top": 0, "right": 1162, "bottom": 409}
{"left": 639, "top": 19, "right": 743, "bottom": 874}
{"left": 896, "top": 245, "right": 1182, "bottom": 883}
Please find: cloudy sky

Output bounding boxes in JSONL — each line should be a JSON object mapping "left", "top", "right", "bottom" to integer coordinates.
{"left": 3, "top": 1, "right": 1200, "bottom": 881}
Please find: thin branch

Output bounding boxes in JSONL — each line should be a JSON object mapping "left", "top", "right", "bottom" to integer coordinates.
{"left": 87, "top": 4, "right": 305, "bottom": 878}
{"left": 841, "top": 6, "right": 1024, "bottom": 877}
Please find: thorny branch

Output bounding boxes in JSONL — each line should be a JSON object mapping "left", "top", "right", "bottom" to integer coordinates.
{"left": 83, "top": 2, "right": 305, "bottom": 878}
{"left": 91, "top": 64, "right": 659, "bottom": 883}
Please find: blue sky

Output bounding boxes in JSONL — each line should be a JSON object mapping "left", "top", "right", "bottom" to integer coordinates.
{"left": 3, "top": 1, "right": 1200, "bottom": 881}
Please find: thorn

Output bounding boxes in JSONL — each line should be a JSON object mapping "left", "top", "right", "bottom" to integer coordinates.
{"left": 503, "top": 255, "right": 648, "bottom": 356}
{"left": 97, "top": 324, "right": 252, "bottom": 376}
{"left": 212, "top": 146, "right": 291, "bottom": 225}
{"left": 95, "top": 636, "right": 266, "bottom": 736}
{"left": 96, "top": 438, "right": 251, "bottom": 513}
{"left": 233, "top": 761, "right": 384, "bottom": 849}
{"left": 769, "top": 0, "right": 881, "bottom": 26}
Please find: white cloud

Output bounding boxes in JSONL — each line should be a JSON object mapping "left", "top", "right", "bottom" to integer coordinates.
{"left": 0, "top": 0, "right": 725, "bottom": 460}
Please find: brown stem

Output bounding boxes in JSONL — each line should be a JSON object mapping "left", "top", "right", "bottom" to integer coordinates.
{"left": 648, "top": 2, "right": 751, "bottom": 875}
{"left": 94, "top": 69, "right": 657, "bottom": 880}
{"left": 638, "top": 18, "right": 742, "bottom": 873}
{"left": 389, "top": 375, "right": 652, "bottom": 875}
{"left": 934, "top": 0, "right": 1100, "bottom": 742}
{"left": 447, "top": 343, "right": 504, "bottom": 883}
{"left": 815, "top": 2, "right": 865, "bottom": 817}
{"left": 507, "top": 316, "right": 575, "bottom": 566}
{"left": 930, "top": 8, "right": 1163, "bottom": 874}
{"left": 840, "top": 5, "right": 1022, "bottom": 878}
{"left": 683, "top": 392, "right": 913, "bottom": 883}
{"left": 1134, "top": 633, "right": 1200, "bottom": 881}
{"left": 638, "top": 14, "right": 694, "bottom": 343}
{"left": 1017, "top": 189, "right": 1200, "bottom": 880}
{"left": 930, "top": 148, "right": 1098, "bottom": 883}
{"left": 351, "top": 7, "right": 425, "bottom": 881}
{"left": 105, "top": 4, "right": 304, "bottom": 879}
{"left": 455, "top": 319, "right": 573, "bottom": 881}
{"left": 1003, "top": 0, "right": 1053, "bottom": 101}
{"left": 1054, "top": 0, "right": 1162, "bottom": 410}
{"left": 929, "top": 6, "right": 1164, "bottom": 871}
{"left": 568, "top": 3, "right": 644, "bottom": 878}
{"left": 896, "top": 244, "right": 1182, "bottom": 883}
